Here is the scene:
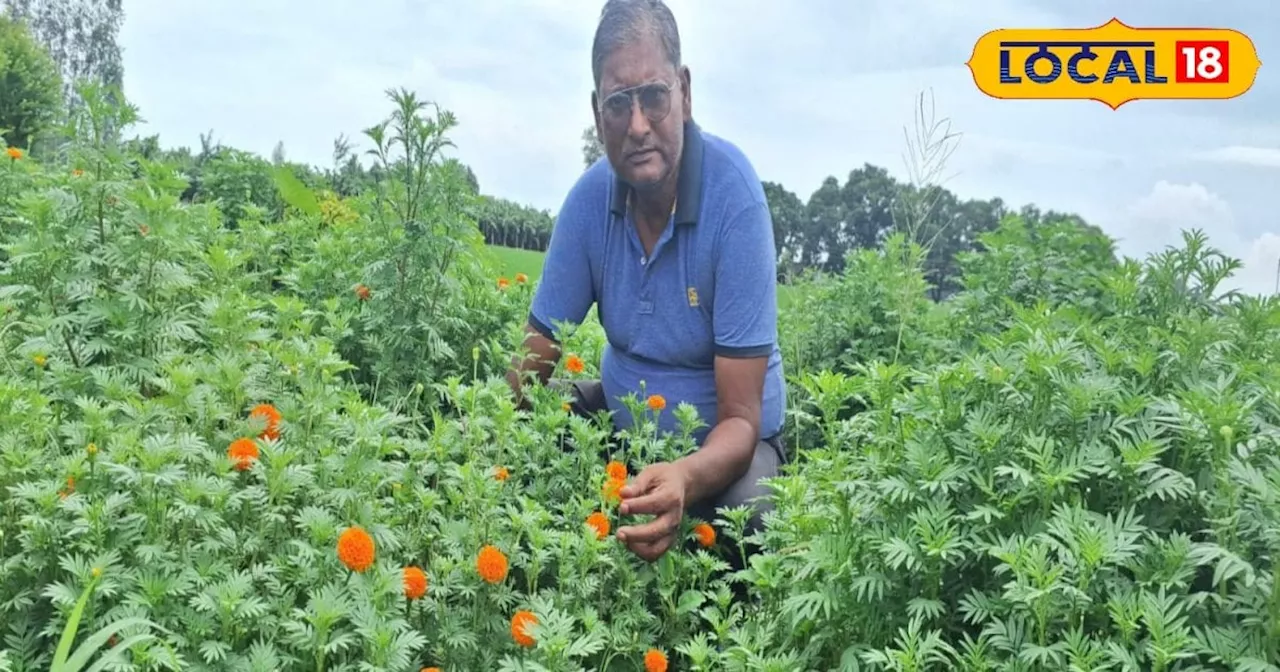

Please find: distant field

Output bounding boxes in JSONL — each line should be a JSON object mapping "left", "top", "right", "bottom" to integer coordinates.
{"left": 486, "top": 244, "right": 806, "bottom": 309}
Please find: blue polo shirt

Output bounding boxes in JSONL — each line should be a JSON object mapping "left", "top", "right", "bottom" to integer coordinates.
{"left": 529, "top": 120, "right": 786, "bottom": 444}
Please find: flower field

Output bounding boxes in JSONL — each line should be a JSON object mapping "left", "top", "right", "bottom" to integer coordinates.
{"left": 2, "top": 89, "right": 1279, "bottom": 672}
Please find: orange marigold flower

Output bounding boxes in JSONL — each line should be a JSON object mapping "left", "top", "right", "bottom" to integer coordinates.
{"left": 403, "top": 566, "right": 428, "bottom": 600}
{"left": 494, "top": 465, "right": 509, "bottom": 481}
{"left": 249, "top": 403, "right": 281, "bottom": 441}
{"left": 355, "top": 284, "right": 371, "bottom": 300}
{"left": 476, "top": 545, "right": 508, "bottom": 584}
{"left": 565, "top": 354, "right": 584, "bottom": 374}
{"left": 586, "top": 511, "right": 610, "bottom": 540}
{"left": 337, "top": 526, "right": 376, "bottom": 572}
{"left": 511, "top": 610, "right": 537, "bottom": 647}
{"left": 421, "top": 668, "right": 441, "bottom": 672}
{"left": 515, "top": 272, "right": 528, "bottom": 283}
{"left": 647, "top": 394, "right": 666, "bottom": 412}
{"left": 606, "top": 460, "right": 627, "bottom": 482}
{"left": 6, "top": 147, "right": 22, "bottom": 160}
{"left": 227, "top": 437, "right": 259, "bottom": 471}
{"left": 497, "top": 277, "right": 510, "bottom": 290}
{"left": 644, "top": 648, "right": 669, "bottom": 672}
{"left": 693, "top": 522, "right": 716, "bottom": 548}
{"left": 72, "top": 168, "right": 84, "bottom": 177}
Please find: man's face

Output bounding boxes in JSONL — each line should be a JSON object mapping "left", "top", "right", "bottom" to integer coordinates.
{"left": 592, "top": 36, "right": 690, "bottom": 192}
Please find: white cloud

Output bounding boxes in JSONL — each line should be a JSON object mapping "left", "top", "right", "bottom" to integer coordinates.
{"left": 1123, "top": 181, "right": 1278, "bottom": 296}
{"left": 1192, "top": 146, "right": 1280, "bottom": 169}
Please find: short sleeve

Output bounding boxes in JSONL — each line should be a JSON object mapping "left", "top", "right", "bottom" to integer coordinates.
{"left": 529, "top": 201, "right": 596, "bottom": 342}
{"left": 712, "top": 202, "right": 778, "bottom": 358}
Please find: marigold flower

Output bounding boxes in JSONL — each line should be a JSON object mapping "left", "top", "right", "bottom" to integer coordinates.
{"left": 562, "top": 401, "right": 572, "bottom": 412}
{"left": 249, "top": 403, "right": 281, "bottom": 441}
{"left": 476, "top": 545, "right": 508, "bottom": 584}
{"left": 586, "top": 511, "right": 610, "bottom": 540}
{"left": 511, "top": 610, "right": 537, "bottom": 647}
{"left": 227, "top": 437, "right": 259, "bottom": 471}
{"left": 494, "top": 465, "right": 509, "bottom": 481}
{"left": 6, "top": 147, "right": 22, "bottom": 160}
{"left": 515, "top": 272, "right": 528, "bottom": 283}
{"left": 403, "top": 566, "right": 428, "bottom": 600}
{"left": 337, "top": 526, "right": 376, "bottom": 572}
{"left": 606, "top": 460, "right": 627, "bottom": 482}
{"left": 87, "top": 442, "right": 97, "bottom": 456}
{"left": 497, "top": 277, "right": 510, "bottom": 290}
{"left": 646, "top": 394, "right": 666, "bottom": 411}
{"left": 421, "top": 668, "right": 441, "bottom": 672}
{"left": 72, "top": 168, "right": 83, "bottom": 177}
{"left": 644, "top": 648, "right": 669, "bottom": 672}
{"left": 355, "top": 284, "right": 371, "bottom": 300}
{"left": 33, "top": 354, "right": 46, "bottom": 367}
{"left": 565, "top": 354, "right": 584, "bottom": 374}
{"left": 693, "top": 522, "right": 716, "bottom": 548}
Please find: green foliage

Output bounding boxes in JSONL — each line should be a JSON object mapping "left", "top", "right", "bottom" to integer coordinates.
{"left": 1, "top": 76, "right": 1279, "bottom": 672}
{"left": 0, "top": 13, "right": 62, "bottom": 151}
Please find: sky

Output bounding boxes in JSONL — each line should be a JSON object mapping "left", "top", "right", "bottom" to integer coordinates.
{"left": 116, "top": 0, "right": 1279, "bottom": 297}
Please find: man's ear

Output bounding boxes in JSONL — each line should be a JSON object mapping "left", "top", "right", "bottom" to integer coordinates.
{"left": 680, "top": 65, "right": 692, "bottom": 119}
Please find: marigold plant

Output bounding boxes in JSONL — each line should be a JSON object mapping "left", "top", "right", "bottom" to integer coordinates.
{"left": 644, "top": 648, "right": 668, "bottom": 672}
{"left": 249, "top": 403, "right": 281, "bottom": 441}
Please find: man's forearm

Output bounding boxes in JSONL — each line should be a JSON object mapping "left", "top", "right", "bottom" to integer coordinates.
{"left": 674, "top": 415, "right": 757, "bottom": 506}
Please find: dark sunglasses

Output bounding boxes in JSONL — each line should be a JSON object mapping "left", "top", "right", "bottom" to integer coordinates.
{"left": 598, "top": 81, "right": 675, "bottom": 128}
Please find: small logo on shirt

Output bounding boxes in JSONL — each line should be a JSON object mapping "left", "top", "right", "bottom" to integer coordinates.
{"left": 686, "top": 287, "right": 699, "bottom": 307}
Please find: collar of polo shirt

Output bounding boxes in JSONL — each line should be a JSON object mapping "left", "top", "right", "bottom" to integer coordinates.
{"left": 610, "top": 119, "right": 704, "bottom": 226}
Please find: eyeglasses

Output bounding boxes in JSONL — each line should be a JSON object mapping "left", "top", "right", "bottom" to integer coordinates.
{"left": 597, "top": 81, "right": 675, "bottom": 129}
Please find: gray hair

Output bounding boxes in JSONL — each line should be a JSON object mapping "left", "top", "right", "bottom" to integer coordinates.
{"left": 591, "top": 0, "right": 682, "bottom": 92}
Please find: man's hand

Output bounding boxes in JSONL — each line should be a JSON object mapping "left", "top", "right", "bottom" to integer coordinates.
{"left": 616, "top": 462, "right": 690, "bottom": 562}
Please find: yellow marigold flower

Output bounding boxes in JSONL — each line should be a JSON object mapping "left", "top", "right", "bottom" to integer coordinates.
{"left": 227, "top": 437, "right": 259, "bottom": 471}
{"left": 33, "top": 354, "right": 46, "bottom": 367}
{"left": 644, "top": 649, "right": 669, "bottom": 672}
{"left": 337, "top": 526, "right": 376, "bottom": 572}
{"left": 565, "top": 354, "right": 584, "bottom": 374}
{"left": 87, "top": 442, "right": 97, "bottom": 456}
{"left": 494, "top": 465, "right": 509, "bottom": 482}
{"left": 403, "top": 566, "right": 428, "bottom": 600}
{"left": 586, "top": 511, "right": 610, "bottom": 540}
{"left": 511, "top": 610, "right": 537, "bottom": 647}
{"left": 693, "top": 522, "right": 716, "bottom": 548}
{"left": 606, "top": 461, "right": 627, "bottom": 482}
{"left": 6, "top": 147, "right": 22, "bottom": 160}
{"left": 515, "top": 272, "right": 528, "bottom": 283}
{"left": 561, "top": 401, "right": 571, "bottom": 412}
{"left": 476, "top": 545, "right": 508, "bottom": 584}
{"left": 90, "top": 566, "right": 102, "bottom": 578}
{"left": 497, "top": 277, "right": 510, "bottom": 290}
{"left": 249, "top": 403, "right": 281, "bottom": 441}
{"left": 646, "top": 394, "right": 665, "bottom": 411}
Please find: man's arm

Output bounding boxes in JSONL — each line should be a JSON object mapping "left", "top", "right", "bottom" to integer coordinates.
{"left": 673, "top": 354, "right": 766, "bottom": 505}
{"left": 505, "top": 324, "right": 563, "bottom": 409}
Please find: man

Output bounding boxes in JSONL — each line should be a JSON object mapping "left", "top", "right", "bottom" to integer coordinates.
{"left": 506, "top": 0, "right": 786, "bottom": 563}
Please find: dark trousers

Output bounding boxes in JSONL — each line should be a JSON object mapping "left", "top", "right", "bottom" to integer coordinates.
{"left": 555, "top": 378, "right": 785, "bottom": 559}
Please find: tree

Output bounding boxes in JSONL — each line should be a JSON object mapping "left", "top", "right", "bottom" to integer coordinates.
{"left": 0, "top": 13, "right": 62, "bottom": 150}
{"left": 1, "top": 0, "right": 124, "bottom": 106}
{"left": 581, "top": 123, "right": 604, "bottom": 168}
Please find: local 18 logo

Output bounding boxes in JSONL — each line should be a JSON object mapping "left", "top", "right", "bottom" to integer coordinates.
{"left": 966, "top": 18, "right": 1262, "bottom": 109}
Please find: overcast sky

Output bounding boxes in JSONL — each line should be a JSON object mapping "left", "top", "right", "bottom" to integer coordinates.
{"left": 117, "top": 0, "right": 1279, "bottom": 296}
